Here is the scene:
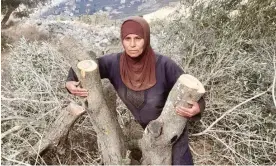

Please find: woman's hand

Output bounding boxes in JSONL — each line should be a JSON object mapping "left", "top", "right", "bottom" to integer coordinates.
{"left": 176, "top": 101, "right": 200, "bottom": 118}
{"left": 65, "top": 81, "right": 88, "bottom": 97}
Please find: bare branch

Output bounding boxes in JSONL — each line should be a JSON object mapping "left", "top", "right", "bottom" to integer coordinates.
{"left": 193, "top": 87, "right": 271, "bottom": 136}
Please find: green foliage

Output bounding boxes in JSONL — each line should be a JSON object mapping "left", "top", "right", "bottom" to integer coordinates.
{"left": 190, "top": 0, "right": 276, "bottom": 39}
{"left": 1, "top": 0, "right": 21, "bottom": 12}
{"left": 1, "top": 0, "right": 50, "bottom": 18}
{"left": 13, "top": 10, "right": 32, "bottom": 18}
{"left": 77, "top": 13, "right": 119, "bottom": 26}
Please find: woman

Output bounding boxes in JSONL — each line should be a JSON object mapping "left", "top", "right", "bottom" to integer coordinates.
{"left": 66, "top": 16, "right": 205, "bottom": 165}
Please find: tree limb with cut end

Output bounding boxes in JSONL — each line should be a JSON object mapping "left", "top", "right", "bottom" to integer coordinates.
{"left": 140, "top": 74, "right": 205, "bottom": 165}
{"left": 75, "top": 58, "right": 129, "bottom": 164}
{"left": 57, "top": 38, "right": 129, "bottom": 164}
{"left": 28, "top": 103, "right": 85, "bottom": 157}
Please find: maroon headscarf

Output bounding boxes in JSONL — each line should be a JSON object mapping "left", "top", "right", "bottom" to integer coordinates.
{"left": 120, "top": 16, "right": 156, "bottom": 91}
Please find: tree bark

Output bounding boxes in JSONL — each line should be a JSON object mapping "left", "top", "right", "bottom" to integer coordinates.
{"left": 140, "top": 74, "right": 205, "bottom": 165}
{"left": 28, "top": 103, "right": 85, "bottom": 157}
{"left": 57, "top": 38, "right": 128, "bottom": 164}
{"left": 1, "top": 8, "right": 16, "bottom": 27}
{"left": 76, "top": 59, "right": 129, "bottom": 164}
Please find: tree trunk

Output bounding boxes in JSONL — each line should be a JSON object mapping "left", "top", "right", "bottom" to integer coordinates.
{"left": 1, "top": 8, "right": 15, "bottom": 27}
{"left": 57, "top": 38, "right": 129, "bottom": 164}
{"left": 28, "top": 103, "right": 85, "bottom": 157}
{"left": 140, "top": 74, "right": 205, "bottom": 165}
{"left": 1, "top": 0, "right": 20, "bottom": 28}
{"left": 76, "top": 59, "right": 129, "bottom": 164}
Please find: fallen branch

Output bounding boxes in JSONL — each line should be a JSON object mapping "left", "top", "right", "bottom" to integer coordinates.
{"left": 58, "top": 38, "right": 129, "bottom": 164}
{"left": 140, "top": 74, "right": 205, "bottom": 164}
{"left": 76, "top": 59, "right": 129, "bottom": 164}
{"left": 272, "top": 52, "right": 276, "bottom": 107}
{"left": 28, "top": 103, "right": 85, "bottom": 157}
{"left": 1, "top": 125, "right": 22, "bottom": 139}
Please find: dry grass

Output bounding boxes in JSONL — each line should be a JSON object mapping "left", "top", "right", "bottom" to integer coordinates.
{"left": 1, "top": 38, "right": 100, "bottom": 165}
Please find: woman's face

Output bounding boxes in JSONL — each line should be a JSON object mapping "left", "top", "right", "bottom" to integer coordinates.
{"left": 123, "top": 34, "right": 145, "bottom": 58}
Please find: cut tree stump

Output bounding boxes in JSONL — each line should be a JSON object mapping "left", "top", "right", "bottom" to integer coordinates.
{"left": 75, "top": 58, "right": 128, "bottom": 164}
{"left": 57, "top": 39, "right": 129, "bottom": 165}
{"left": 140, "top": 74, "right": 205, "bottom": 165}
{"left": 28, "top": 103, "right": 85, "bottom": 157}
